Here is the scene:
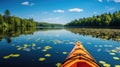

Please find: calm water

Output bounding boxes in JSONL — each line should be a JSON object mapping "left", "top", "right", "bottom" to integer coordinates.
{"left": 0, "top": 28, "right": 120, "bottom": 67}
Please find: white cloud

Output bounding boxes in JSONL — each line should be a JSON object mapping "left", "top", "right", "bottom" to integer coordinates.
{"left": 21, "top": 1, "right": 29, "bottom": 5}
{"left": 53, "top": 10, "right": 64, "bottom": 13}
{"left": 98, "top": 0, "right": 103, "bottom": 2}
{"left": 114, "top": 0, "right": 120, "bottom": 2}
{"left": 21, "top": 1, "right": 35, "bottom": 6}
{"left": 68, "top": 8, "right": 83, "bottom": 12}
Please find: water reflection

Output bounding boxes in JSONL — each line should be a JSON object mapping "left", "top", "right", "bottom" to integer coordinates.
{"left": 1, "top": 28, "right": 120, "bottom": 43}
{"left": 0, "top": 28, "right": 120, "bottom": 67}
{"left": 0, "top": 27, "right": 64, "bottom": 43}
{"left": 0, "top": 27, "right": 36, "bottom": 43}
{"left": 66, "top": 28, "right": 120, "bottom": 42}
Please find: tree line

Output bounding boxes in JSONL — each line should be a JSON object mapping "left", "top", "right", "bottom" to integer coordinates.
{"left": 0, "top": 10, "right": 36, "bottom": 27}
{"left": 66, "top": 11, "right": 120, "bottom": 27}
{"left": 0, "top": 10, "right": 64, "bottom": 28}
{"left": 36, "top": 22, "right": 64, "bottom": 27}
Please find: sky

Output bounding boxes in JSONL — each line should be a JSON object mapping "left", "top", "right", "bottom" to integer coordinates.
{"left": 0, "top": 0, "right": 120, "bottom": 24}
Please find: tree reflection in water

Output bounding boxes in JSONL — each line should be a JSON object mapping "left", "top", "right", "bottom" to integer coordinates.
{"left": 66, "top": 28, "right": 120, "bottom": 42}
{"left": 0, "top": 27, "right": 36, "bottom": 43}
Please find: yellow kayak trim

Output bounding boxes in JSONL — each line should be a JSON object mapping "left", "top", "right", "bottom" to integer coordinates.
{"left": 61, "top": 42, "right": 100, "bottom": 67}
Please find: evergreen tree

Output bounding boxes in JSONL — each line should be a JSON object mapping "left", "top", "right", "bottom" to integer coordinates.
{"left": 66, "top": 11, "right": 120, "bottom": 27}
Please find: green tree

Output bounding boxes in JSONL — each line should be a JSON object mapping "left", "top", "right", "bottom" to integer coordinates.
{"left": 4, "top": 10, "right": 11, "bottom": 23}
{"left": 66, "top": 11, "right": 120, "bottom": 27}
{"left": 14, "top": 17, "right": 21, "bottom": 27}
{"left": 0, "top": 14, "right": 4, "bottom": 25}
{"left": 4, "top": 10, "right": 10, "bottom": 17}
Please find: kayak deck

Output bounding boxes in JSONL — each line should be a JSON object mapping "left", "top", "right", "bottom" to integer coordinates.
{"left": 61, "top": 42, "right": 100, "bottom": 67}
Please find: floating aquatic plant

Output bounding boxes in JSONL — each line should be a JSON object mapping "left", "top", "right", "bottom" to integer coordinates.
{"left": 42, "top": 49, "right": 47, "bottom": 52}
{"left": 23, "top": 44, "right": 28, "bottom": 48}
{"left": 44, "top": 46, "right": 52, "bottom": 50}
{"left": 109, "top": 53, "right": 116, "bottom": 55}
{"left": 17, "top": 47, "right": 22, "bottom": 50}
{"left": 3, "top": 54, "right": 20, "bottom": 59}
{"left": 3, "top": 56, "right": 10, "bottom": 59}
{"left": 99, "top": 61, "right": 111, "bottom": 67}
{"left": 42, "top": 46, "right": 52, "bottom": 52}
{"left": 56, "top": 63, "right": 61, "bottom": 67}
{"left": 113, "top": 57, "right": 120, "bottom": 60}
{"left": 111, "top": 50, "right": 117, "bottom": 53}
{"left": 39, "top": 58, "right": 45, "bottom": 61}
{"left": 45, "top": 54, "right": 51, "bottom": 57}
{"left": 32, "top": 43, "right": 36, "bottom": 47}
{"left": 10, "top": 54, "right": 20, "bottom": 57}
{"left": 63, "top": 52, "right": 67, "bottom": 54}
{"left": 99, "top": 61, "right": 106, "bottom": 64}
{"left": 116, "top": 47, "right": 120, "bottom": 50}
{"left": 103, "top": 63, "right": 111, "bottom": 67}
{"left": 53, "top": 40, "right": 62, "bottom": 44}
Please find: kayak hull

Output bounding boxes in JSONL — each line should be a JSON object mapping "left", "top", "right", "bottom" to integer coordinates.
{"left": 61, "top": 42, "right": 100, "bottom": 67}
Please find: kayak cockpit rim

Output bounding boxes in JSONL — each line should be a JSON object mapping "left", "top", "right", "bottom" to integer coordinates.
{"left": 60, "top": 41, "right": 100, "bottom": 67}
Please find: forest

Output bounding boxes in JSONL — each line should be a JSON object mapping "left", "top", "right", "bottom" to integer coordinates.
{"left": 0, "top": 10, "right": 36, "bottom": 27}
{"left": 0, "top": 10, "right": 63, "bottom": 28}
{"left": 36, "top": 22, "right": 64, "bottom": 27}
{"left": 66, "top": 11, "right": 120, "bottom": 27}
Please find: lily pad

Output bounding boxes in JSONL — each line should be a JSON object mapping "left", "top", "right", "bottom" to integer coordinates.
{"left": 109, "top": 53, "right": 116, "bottom": 55}
{"left": 115, "top": 65, "right": 120, "bottom": 67}
{"left": 23, "top": 44, "right": 28, "bottom": 48}
{"left": 56, "top": 63, "right": 61, "bottom": 67}
{"left": 17, "top": 47, "right": 22, "bottom": 50}
{"left": 39, "top": 58, "right": 45, "bottom": 61}
{"left": 103, "top": 63, "right": 110, "bottom": 67}
{"left": 99, "top": 61, "right": 106, "bottom": 64}
{"left": 32, "top": 43, "right": 36, "bottom": 47}
{"left": 10, "top": 54, "right": 20, "bottom": 57}
{"left": 44, "top": 46, "right": 52, "bottom": 50}
{"left": 3, "top": 56, "right": 10, "bottom": 59}
{"left": 3, "top": 54, "right": 20, "bottom": 59}
{"left": 113, "top": 57, "right": 120, "bottom": 60}
{"left": 99, "top": 61, "right": 111, "bottom": 67}
{"left": 45, "top": 54, "right": 51, "bottom": 57}
{"left": 42, "top": 49, "right": 47, "bottom": 52}
{"left": 111, "top": 50, "right": 117, "bottom": 53}
{"left": 63, "top": 52, "right": 67, "bottom": 54}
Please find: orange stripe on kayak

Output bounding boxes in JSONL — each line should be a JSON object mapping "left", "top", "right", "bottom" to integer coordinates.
{"left": 61, "top": 42, "right": 100, "bottom": 67}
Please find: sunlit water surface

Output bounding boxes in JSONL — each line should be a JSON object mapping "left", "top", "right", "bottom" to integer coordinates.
{"left": 0, "top": 28, "right": 120, "bottom": 67}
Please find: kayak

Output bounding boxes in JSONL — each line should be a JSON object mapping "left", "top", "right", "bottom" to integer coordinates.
{"left": 61, "top": 42, "right": 100, "bottom": 67}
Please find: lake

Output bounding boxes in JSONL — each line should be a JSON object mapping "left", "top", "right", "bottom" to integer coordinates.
{"left": 0, "top": 28, "right": 120, "bottom": 67}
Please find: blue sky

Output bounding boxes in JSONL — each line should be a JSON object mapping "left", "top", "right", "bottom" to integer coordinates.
{"left": 0, "top": 0, "right": 120, "bottom": 24}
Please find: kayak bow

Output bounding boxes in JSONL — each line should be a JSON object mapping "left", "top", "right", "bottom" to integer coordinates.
{"left": 61, "top": 42, "right": 100, "bottom": 67}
